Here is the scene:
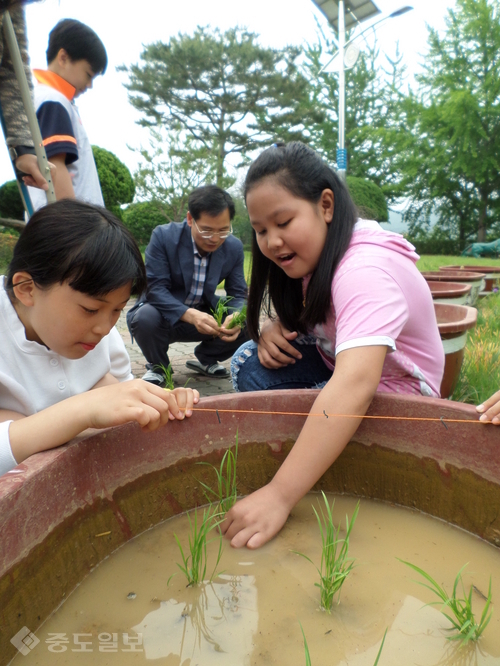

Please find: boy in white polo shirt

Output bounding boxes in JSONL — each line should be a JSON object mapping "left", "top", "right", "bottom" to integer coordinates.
{"left": 28, "top": 19, "right": 107, "bottom": 210}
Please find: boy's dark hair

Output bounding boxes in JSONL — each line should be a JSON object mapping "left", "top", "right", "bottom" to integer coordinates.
{"left": 46, "top": 19, "right": 107, "bottom": 75}
{"left": 7, "top": 200, "right": 146, "bottom": 297}
{"left": 244, "top": 141, "right": 358, "bottom": 340}
{"left": 188, "top": 185, "right": 235, "bottom": 222}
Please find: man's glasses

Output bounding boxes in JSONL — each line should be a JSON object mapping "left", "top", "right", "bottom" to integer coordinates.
{"left": 193, "top": 219, "right": 233, "bottom": 239}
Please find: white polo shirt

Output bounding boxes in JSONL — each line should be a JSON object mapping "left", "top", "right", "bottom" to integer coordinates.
{"left": 27, "top": 69, "right": 104, "bottom": 211}
{"left": 0, "top": 277, "right": 132, "bottom": 475}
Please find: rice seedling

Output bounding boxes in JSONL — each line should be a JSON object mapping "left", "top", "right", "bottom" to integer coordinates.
{"left": 211, "top": 297, "right": 232, "bottom": 326}
{"left": 173, "top": 505, "right": 224, "bottom": 587}
{"left": 398, "top": 559, "right": 493, "bottom": 644}
{"left": 294, "top": 493, "right": 359, "bottom": 612}
{"left": 156, "top": 362, "right": 175, "bottom": 390}
{"left": 226, "top": 304, "right": 247, "bottom": 330}
{"left": 197, "top": 433, "right": 238, "bottom": 514}
{"left": 299, "top": 623, "right": 311, "bottom": 666}
{"left": 373, "top": 628, "right": 388, "bottom": 665}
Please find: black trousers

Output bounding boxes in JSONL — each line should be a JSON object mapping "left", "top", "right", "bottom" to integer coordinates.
{"left": 126, "top": 301, "right": 249, "bottom": 370}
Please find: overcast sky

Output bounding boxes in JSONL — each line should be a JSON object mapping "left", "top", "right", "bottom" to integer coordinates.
{"left": 0, "top": 0, "right": 455, "bottom": 187}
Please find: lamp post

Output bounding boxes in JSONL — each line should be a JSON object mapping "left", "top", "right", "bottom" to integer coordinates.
{"left": 311, "top": 1, "right": 413, "bottom": 181}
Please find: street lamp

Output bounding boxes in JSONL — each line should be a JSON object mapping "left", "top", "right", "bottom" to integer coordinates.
{"left": 310, "top": 1, "right": 413, "bottom": 181}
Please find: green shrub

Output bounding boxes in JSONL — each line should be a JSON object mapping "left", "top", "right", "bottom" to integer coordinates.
{"left": 0, "top": 233, "right": 17, "bottom": 273}
{"left": 346, "top": 176, "right": 388, "bottom": 222}
{"left": 122, "top": 200, "right": 172, "bottom": 246}
{"left": 92, "top": 146, "right": 135, "bottom": 219}
{"left": 0, "top": 180, "right": 24, "bottom": 221}
{"left": 407, "top": 234, "right": 461, "bottom": 256}
{"left": 232, "top": 197, "right": 252, "bottom": 250}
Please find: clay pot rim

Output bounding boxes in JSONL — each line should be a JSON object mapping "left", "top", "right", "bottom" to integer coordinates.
{"left": 427, "top": 281, "right": 472, "bottom": 298}
{"left": 422, "top": 271, "right": 486, "bottom": 281}
{"left": 440, "top": 265, "right": 500, "bottom": 275}
{"left": 434, "top": 303, "right": 478, "bottom": 333}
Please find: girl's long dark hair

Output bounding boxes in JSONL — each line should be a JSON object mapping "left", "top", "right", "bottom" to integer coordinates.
{"left": 6, "top": 199, "right": 146, "bottom": 297}
{"left": 244, "top": 142, "right": 358, "bottom": 340}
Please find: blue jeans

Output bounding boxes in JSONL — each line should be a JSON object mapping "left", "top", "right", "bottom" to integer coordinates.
{"left": 230, "top": 337, "right": 333, "bottom": 392}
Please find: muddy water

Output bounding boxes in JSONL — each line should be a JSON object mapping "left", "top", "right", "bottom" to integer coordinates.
{"left": 12, "top": 495, "right": 500, "bottom": 665}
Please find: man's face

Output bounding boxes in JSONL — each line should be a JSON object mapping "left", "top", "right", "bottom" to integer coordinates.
{"left": 187, "top": 209, "right": 232, "bottom": 256}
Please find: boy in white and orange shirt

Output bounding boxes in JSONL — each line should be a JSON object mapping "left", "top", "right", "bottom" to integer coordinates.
{"left": 28, "top": 19, "right": 106, "bottom": 210}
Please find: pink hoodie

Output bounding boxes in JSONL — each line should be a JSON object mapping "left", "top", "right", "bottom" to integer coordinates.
{"left": 311, "top": 220, "right": 444, "bottom": 397}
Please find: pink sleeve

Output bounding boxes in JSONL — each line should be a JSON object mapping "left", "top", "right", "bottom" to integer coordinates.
{"left": 332, "top": 265, "right": 409, "bottom": 355}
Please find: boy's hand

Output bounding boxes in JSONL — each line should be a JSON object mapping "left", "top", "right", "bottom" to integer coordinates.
{"left": 169, "top": 387, "right": 199, "bottom": 418}
{"left": 477, "top": 390, "right": 500, "bottom": 424}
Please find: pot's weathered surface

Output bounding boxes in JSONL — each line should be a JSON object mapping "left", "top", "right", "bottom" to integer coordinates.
{"left": 1, "top": 391, "right": 499, "bottom": 663}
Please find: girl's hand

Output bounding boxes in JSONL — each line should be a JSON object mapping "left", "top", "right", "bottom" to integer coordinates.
{"left": 258, "top": 320, "right": 302, "bottom": 368}
{"left": 85, "top": 380, "right": 199, "bottom": 431}
{"left": 221, "top": 483, "right": 293, "bottom": 548}
{"left": 477, "top": 390, "right": 500, "bottom": 424}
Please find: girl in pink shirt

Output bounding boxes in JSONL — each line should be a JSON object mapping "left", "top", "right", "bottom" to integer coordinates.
{"left": 223, "top": 142, "right": 444, "bottom": 549}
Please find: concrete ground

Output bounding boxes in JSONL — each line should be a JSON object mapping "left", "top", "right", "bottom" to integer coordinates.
{"left": 116, "top": 298, "right": 236, "bottom": 397}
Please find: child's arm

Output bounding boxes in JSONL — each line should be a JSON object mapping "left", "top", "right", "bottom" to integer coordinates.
{"left": 221, "top": 345, "right": 387, "bottom": 549}
{"left": 50, "top": 154, "right": 75, "bottom": 200}
{"left": 476, "top": 391, "right": 500, "bottom": 424}
{"left": 2, "top": 380, "right": 199, "bottom": 469}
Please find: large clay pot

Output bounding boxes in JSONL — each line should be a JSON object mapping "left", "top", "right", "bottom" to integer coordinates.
{"left": 434, "top": 302, "right": 477, "bottom": 399}
{"left": 439, "top": 265, "right": 500, "bottom": 293}
{"left": 421, "top": 271, "right": 485, "bottom": 305}
{"left": 426, "top": 280, "right": 471, "bottom": 305}
{"left": 1, "top": 391, "right": 497, "bottom": 664}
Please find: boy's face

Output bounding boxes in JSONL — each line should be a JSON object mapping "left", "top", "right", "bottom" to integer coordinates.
{"left": 58, "top": 54, "right": 97, "bottom": 98}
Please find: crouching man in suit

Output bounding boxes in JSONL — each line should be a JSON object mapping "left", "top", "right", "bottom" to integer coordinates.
{"left": 127, "top": 185, "right": 249, "bottom": 387}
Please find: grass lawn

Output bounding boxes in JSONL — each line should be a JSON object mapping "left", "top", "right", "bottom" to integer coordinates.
{"left": 417, "top": 255, "right": 500, "bottom": 272}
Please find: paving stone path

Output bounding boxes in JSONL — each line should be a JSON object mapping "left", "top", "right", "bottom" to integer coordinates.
{"left": 116, "top": 298, "right": 236, "bottom": 398}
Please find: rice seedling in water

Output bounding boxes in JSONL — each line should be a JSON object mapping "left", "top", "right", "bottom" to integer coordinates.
{"left": 398, "top": 560, "right": 493, "bottom": 644}
{"left": 294, "top": 493, "right": 359, "bottom": 612}
{"left": 198, "top": 433, "right": 238, "bottom": 514}
{"left": 173, "top": 506, "right": 224, "bottom": 587}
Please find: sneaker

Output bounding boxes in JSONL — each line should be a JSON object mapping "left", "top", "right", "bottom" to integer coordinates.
{"left": 185, "top": 360, "right": 230, "bottom": 378}
{"left": 141, "top": 369, "right": 166, "bottom": 387}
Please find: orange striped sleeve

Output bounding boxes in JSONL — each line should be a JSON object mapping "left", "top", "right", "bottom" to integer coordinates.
{"left": 42, "top": 135, "right": 78, "bottom": 146}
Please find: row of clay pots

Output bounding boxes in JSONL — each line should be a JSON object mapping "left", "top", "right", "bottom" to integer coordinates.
{"left": 422, "top": 271, "right": 484, "bottom": 305}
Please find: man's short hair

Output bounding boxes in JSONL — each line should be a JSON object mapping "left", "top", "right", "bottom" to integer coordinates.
{"left": 188, "top": 185, "right": 235, "bottom": 221}
{"left": 46, "top": 19, "right": 108, "bottom": 75}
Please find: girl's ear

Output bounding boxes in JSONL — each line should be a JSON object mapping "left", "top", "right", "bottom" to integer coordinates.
{"left": 12, "top": 272, "right": 35, "bottom": 306}
{"left": 320, "top": 189, "right": 335, "bottom": 224}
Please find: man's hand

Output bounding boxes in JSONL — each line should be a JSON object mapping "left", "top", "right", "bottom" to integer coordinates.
{"left": 181, "top": 308, "right": 220, "bottom": 336}
{"left": 219, "top": 314, "right": 241, "bottom": 342}
{"left": 258, "top": 320, "right": 302, "bottom": 368}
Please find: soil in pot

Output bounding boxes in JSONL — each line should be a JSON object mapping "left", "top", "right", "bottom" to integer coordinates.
{"left": 10, "top": 494, "right": 500, "bottom": 666}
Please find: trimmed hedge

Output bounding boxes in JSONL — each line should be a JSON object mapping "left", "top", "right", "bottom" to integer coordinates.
{"left": 0, "top": 181, "right": 24, "bottom": 221}
{"left": 407, "top": 236, "right": 461, "bottom": 256}
{"left": 91, "top": 146, "right": 135, "bottom": 219}
{"left": 0, "top": 233, "right": 17, "bottom": 273}
{"left": 122, "top": 201, "right": 172, "bottom": 246}
{"left": 346, "top": 176, "right": 388, "bottom": 222}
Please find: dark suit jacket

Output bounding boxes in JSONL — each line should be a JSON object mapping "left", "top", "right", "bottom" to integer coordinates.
{"left": 143, "top": 220, "right": 247, "bottom": 326}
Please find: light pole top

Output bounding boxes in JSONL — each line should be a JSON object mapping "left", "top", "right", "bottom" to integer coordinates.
{"left": 311, "top": 0, "right": 381, "bottom": 30}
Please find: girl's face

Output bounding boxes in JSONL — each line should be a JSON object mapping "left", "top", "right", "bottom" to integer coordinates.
{"left": 246, "top": 180, "right": 334, "bottom": 279}
{"left": 13, "top": 277, "right": 132, "bottom": 359}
